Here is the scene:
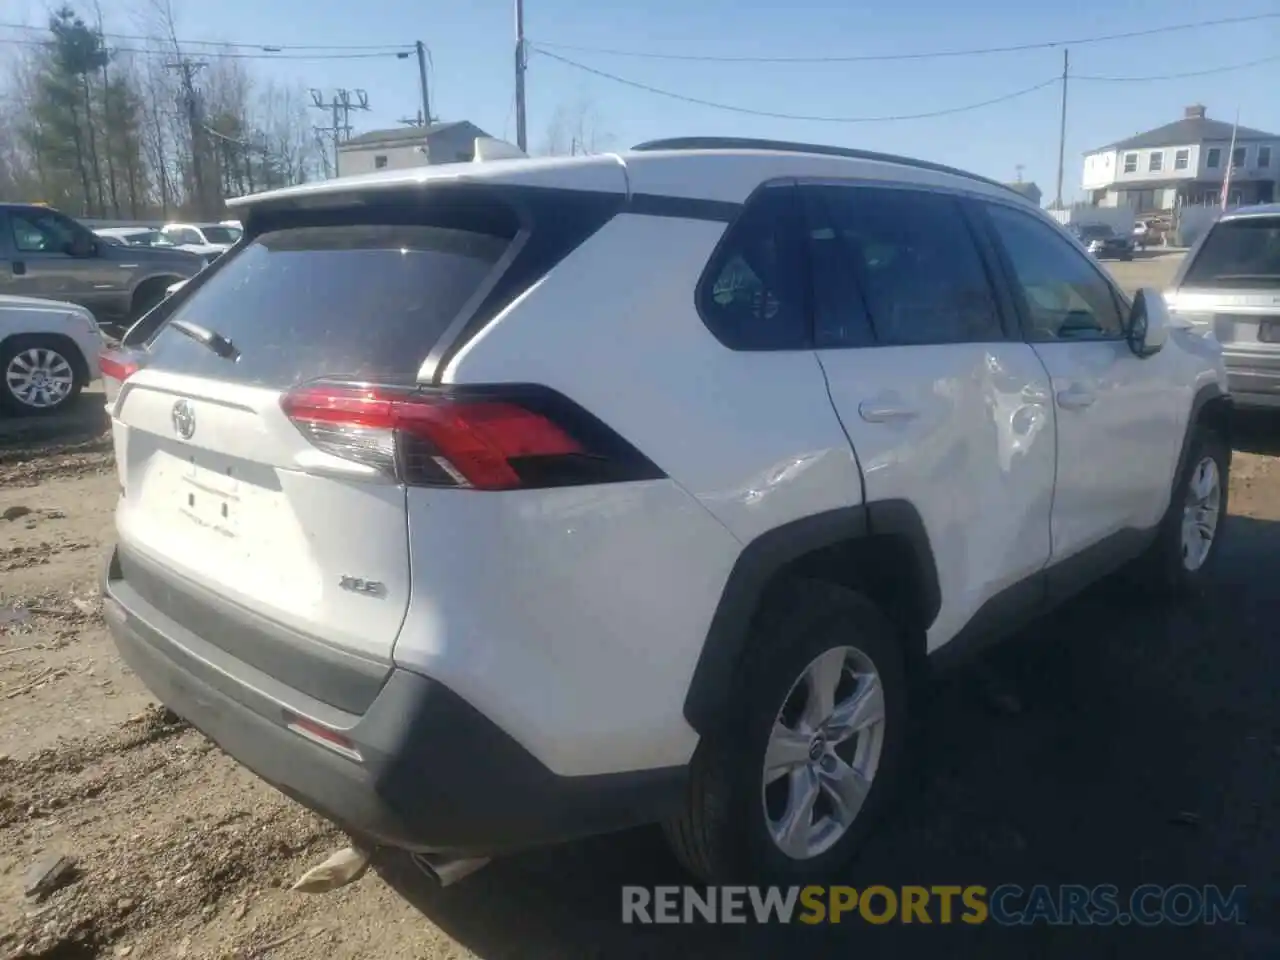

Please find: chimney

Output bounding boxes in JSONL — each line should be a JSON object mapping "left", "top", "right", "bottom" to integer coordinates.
{"left": 1184, "top": 104, "right": 1207, "bottom": 120}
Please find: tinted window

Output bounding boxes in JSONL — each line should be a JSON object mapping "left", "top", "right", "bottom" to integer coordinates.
{"left": 985, "top": 204, "right": 1126, "bottom": 340}
{"left": 697, "top": 186, "right": 807, "bottom": 351}
{"left": 11, "top": 209, "right": 80, "bottom": 253}
{"left": 804, "top": 185, "right": 1002, "bottom": 347}
{"left": 146, "top": 224, "right": 509, "bottom": 388}
{"left": 1181, "top": 217, "right": 1280, "bottom": 288}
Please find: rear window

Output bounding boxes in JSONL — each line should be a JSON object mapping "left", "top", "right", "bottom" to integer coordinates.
{"left": 1182, "top": 217, "right": 1280, "bottom": 288}
{"left": 146, "top": 224, "right": 509, "bottom": 387}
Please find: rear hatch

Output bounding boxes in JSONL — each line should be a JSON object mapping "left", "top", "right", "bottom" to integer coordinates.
{"left": 111, "top": 197, "right": 522, "bottom": 688}
{"left": 1170, "top": 213, "right": 1280, "bottom": 348}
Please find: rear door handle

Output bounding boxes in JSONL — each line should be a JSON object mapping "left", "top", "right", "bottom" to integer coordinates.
{"left": 858, "top": 402, "right": 919, "bottom": 423}
{"left": 1056, "top": 385, "right": 1096, "bottom": 410}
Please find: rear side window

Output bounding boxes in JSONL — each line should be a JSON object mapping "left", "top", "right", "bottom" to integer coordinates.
{"left": 146, "top": 224, "right": 509, "bottom": 388}
{"left": 803, "top": 185, "right": 1003, "bottom": 347}
{"left": 1181, "top": 217, "right": 1280, "bottom": 288}
{"left": 697, "top": 186, "right": 808, "bottom": 351}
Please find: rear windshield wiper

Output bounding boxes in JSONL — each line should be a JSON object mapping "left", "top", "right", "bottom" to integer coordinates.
{"left": 168, "top": 319, "right": 240, "bottom": 361}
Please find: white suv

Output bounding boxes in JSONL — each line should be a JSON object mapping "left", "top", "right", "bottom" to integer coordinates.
{"left": 100, "top": 137, "right": 1232, "bottom": 887}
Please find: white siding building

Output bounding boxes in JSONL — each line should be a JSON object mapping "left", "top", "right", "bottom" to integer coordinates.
{"left": 1081, "top": 105, "right": 1278, "bottom": 213}
{"left": 335, "top": 121, "right": 491, "bottom": 178}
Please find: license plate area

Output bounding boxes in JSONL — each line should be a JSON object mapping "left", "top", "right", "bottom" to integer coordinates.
{"left": 177, "top": 453, "right": 242, "bottom": 539}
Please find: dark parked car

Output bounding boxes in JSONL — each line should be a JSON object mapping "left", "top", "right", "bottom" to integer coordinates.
{"left": 0, "top": 204, "right": 206, "bottom": 338}
{"left": 1069, "top": 223, "right": 1135, "bottom": 261}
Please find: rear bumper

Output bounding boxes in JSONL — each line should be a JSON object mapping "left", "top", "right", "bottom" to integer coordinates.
{"left": 100, "top": 544, "right": 685, "bottom": 857}
{"left": 1223, "top": 351, "right": 1280, "bottom": 409}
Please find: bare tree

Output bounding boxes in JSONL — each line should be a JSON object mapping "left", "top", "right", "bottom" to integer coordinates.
{"left": 0, "top": 2, "right": 329, "bottom": 214}
{"left": 258, "top": 80, "right": 319, "bottom": 186}
{"left": 540, "top": 98, "right": 614, "bottom": 157}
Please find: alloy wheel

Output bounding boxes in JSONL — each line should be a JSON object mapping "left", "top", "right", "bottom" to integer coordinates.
{"left": 1181, "top": 455, "right": 1222, "bottom": 572}
{"left": 762, "top": 645, "right": 887, "bottom": 860}
{"left": 4, "top": 347, "right": 75, "bottom": 410}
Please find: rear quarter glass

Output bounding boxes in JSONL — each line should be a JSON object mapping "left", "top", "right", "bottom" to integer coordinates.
{"left": 144, "top": 224, "right": 510, "bottom": 389}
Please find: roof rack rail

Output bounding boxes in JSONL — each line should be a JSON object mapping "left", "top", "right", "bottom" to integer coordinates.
{"left": 630, "top": 137, "right": 1018, "bottom": 196}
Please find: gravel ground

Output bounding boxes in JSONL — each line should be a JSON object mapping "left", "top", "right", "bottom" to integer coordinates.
{"left": 1, "top": 255, "right": 1277, "bottom": 958}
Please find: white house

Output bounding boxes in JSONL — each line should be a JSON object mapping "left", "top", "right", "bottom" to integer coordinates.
{"left": 335, "top": 120, "right": 492, "bottom": 178}
{"left": 1081, "top": 105, "right": 1278, "bottom": 213}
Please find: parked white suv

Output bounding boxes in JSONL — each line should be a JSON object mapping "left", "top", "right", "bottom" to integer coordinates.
{"left": 100, "top": 138, "right": 1232, "bottom": 887}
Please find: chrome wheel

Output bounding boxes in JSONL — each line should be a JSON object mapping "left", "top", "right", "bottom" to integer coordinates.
{"left": 4, "top": 346, "right": 75, "bottom": 410}
{"left": 1181, "top": 455, "right": 1222, "bottom": 572}
{"left": 762, "top": 645, "right": 886, "bottom": 860}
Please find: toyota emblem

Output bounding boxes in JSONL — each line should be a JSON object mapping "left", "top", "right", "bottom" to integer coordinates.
{"left": 171, "top": 399, "right": 196, "bottom": 440}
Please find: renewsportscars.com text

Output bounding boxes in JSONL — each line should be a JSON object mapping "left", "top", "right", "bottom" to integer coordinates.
{"left": 621, "top": 884, "right": 1248, "bottom": 926}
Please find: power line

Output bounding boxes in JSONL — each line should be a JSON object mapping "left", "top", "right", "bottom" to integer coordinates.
{"left": 0, "top": 36, "right": 411, "bottom": 60}
{"left": 1073, "top": 53, "right": 1280, "bottom": 82}
{"left": 530, "top": 12, "right": 1280, "bottom": 64}
{"left": 0, "top": 20, "right": 410, "bottom": 52}
{"left": 533, "top": 48, "right": 1060, "bottom": 123}
{"left": 533, "top": 46, "right": 1280, "bottom": 124}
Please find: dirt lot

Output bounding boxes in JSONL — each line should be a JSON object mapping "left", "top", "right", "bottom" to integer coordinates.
{"left": 2, "top": 254, "right": 1278, "bottom": 958}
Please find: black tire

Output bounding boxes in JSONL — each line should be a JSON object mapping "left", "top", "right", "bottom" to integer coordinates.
{"left": 0, "top": 335, "right": 84, "bottom": 416}
{"left": 1130, "top": 423, "right": 1230, "bottom": 596}
{"left": 664, "top": 579, "right": 909, "bottom": 884}
{"left": 130, "top": 278, "right": 173, "bottom": 322}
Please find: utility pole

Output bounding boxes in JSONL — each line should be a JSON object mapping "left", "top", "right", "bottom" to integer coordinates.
{"left": 165, "top": 57, "right": 210, "bottom": 218}
{"left": 415, "top": 41, "right": 432, "bottom": 126}
{"left": 1054, "top": 48, "right": 1068, "bottom": 210}
{"left": 311, "top": 88, "right": 371, "bottom": 178}
{"left": 514, "top": 0, "right": 527, "bottom": 152}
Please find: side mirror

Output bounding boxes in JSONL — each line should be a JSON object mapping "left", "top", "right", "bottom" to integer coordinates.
{"left": 1127, "top": 286, "right": 1169, "bottom": 358}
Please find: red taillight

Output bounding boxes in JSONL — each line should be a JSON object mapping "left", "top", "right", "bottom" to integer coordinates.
{"left": 99, "top": 351, "right": 140, "bottom": 382}
{"left": 280, "top": 381, "right": 663, "bottom": 491}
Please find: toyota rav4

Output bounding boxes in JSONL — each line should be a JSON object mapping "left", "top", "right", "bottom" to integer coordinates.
{"left": 99, "top": 137, "right": 1232, "bottom": 887}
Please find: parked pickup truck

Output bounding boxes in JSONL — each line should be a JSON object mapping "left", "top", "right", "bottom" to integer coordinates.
{"left": 0, "top": 203, "right": 206, "bottom": 338}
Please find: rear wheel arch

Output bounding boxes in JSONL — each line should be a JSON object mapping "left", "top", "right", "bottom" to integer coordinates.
{"left": 682, "top": 500, "right": 940, "bottom": 735}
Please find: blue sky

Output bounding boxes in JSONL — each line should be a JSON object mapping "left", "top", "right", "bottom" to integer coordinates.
{"left": 6, "top": 0, "right": 1279, "bottom": 201}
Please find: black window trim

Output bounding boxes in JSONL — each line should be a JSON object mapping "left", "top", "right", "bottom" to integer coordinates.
{"left": 794, "top": 177, "right": 1016, "bottom": 350}
{"left": 692, "top": 177, "right": 815, "bottom": 353}
{"left": 970, "top": 196, "right": 1132, "bottom": 345}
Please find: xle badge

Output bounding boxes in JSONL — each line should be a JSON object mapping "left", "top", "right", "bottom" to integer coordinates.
{"left": 339, "top": 576, "right": 386, "bottom": 598}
